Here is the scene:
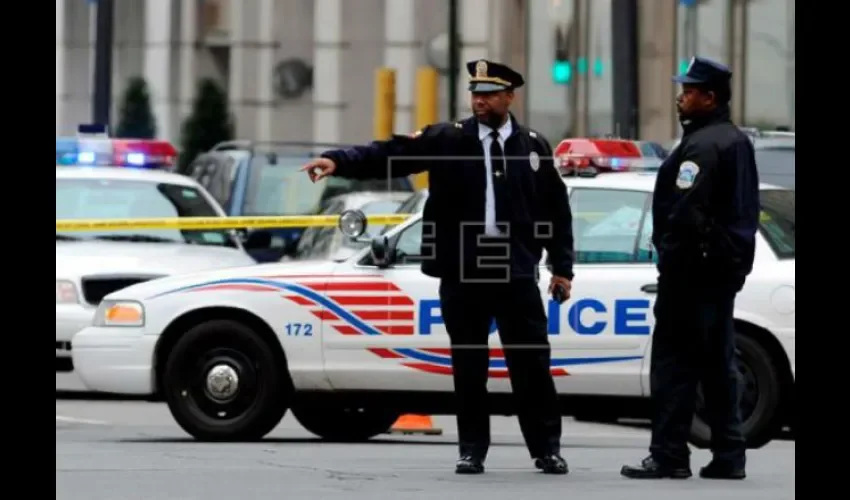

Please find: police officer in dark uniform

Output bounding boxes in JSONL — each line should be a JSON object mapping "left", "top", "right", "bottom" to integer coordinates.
{"left": 621, "top": 57, "right": 759, "bottom": 480}
{"left": 301, "top": 59, "right": 575, "bottom": 476}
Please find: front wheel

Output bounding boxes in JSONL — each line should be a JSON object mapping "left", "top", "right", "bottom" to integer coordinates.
{"left": 689, "top": 333, "right": 784, "bottom": 449}
{"left": 292, "top": 403, "right": 399, "bottom": 442}
{"left": 162, "top": 319, "right": 292, "bottom": 441}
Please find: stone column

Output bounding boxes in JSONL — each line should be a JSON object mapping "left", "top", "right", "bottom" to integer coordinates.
{"left": 312, "top": 0, "right": 343, "bottom": 143}
{"left": 144, "top": 0, "right": 176, "bottom": 140}
{"left": 178, "top": 0, "right": 199, "bottom": 124}
{"left": 255, "top": 0, "right": 277, "bottom": 142}
{"left": 384, "top": 0, "right": 416, "bottom": 134}
{"left": 56, "top": 0, "right": 67, "bottom": 134}
{"left": 459, "top": 0, "right": 491, "bottom": 118}
{"left": 637, "top": 0, "right": 678, "bottom": 142}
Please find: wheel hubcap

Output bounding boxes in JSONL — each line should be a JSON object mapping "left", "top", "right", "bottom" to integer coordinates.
{"left": 204, "top": 364, "right": 240, "bottom": 402}
{"left": 178, "top": 347, "right": 260, "bottom": 423}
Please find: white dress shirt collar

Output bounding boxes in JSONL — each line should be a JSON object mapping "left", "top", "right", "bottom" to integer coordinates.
{"left": 478, "top": 119, "right": 512, "bottom": 142}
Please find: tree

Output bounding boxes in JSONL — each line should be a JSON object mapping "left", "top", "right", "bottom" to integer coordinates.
{"left": 178, "top": 78, "right": 235, "bottom": 174}
{"left": 115, "top": 76, "right": 157, "bottom": 139}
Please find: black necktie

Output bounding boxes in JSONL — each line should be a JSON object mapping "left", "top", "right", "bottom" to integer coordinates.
{"left": 489, "top": 130, "right": 510, "bottom": 231}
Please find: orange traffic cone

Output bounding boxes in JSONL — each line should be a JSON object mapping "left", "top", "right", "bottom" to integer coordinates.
{"left": 388, "top": 414, "right": 443, "bottom": 435}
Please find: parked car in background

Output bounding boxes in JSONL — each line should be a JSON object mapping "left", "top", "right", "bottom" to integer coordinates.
{"left": 185, "top": 141, "right": 416, "bottom": 262}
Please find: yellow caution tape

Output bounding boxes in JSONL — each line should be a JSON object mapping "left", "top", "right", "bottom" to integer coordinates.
{"left": 56, "top": 214, "right": 413, "bottom": 232}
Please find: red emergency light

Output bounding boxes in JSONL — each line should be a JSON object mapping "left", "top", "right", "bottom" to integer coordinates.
{"left": 554, "top": 138, "right": 656, "bottom": 176}
{"left": 111, "top": 139, "right": 178, "bottom": 168}
{"left": 57, "top": 137, "right": 178, "bottom": 169}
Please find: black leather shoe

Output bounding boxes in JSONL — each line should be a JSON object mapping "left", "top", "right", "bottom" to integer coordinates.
{"left": 620, "top": 456, "right": 692, "bottom": 479}
{"left": 534, "top": 454, "right": 569, "bottom": 475}
{"left": 455, "top": 456, "right": 485, "bottom": 474}
{"left": 700, "top": 460, "right": 746, "bottom": 480}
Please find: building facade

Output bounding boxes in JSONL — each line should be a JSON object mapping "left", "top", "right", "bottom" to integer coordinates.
{"left": 56, "top": 0, "right": 794, "bottom": 146}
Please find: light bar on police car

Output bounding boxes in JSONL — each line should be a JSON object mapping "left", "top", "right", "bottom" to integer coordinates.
{"left": 56, "top": 125, "right": 178, "bottom": 169}
{"left": 553, "top": 137, "right": 662, "bottom": 176}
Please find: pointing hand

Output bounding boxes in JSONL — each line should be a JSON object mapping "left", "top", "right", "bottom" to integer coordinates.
{"left": 301, "top": 158, "right": 337, "bottom": 182}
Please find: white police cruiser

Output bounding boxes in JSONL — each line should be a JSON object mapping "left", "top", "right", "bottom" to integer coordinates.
{"left": 71, "top": 140, "right": 795, "bottom": 449}
{"left": 56, "top": 127, "right": 258, "bottom": 371}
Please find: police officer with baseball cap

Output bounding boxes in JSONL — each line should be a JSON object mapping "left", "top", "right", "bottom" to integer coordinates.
{"left": 621, "top": 56, "right": 759, "bottom": 480}
{"left": 301, "top": 59, "right": 575, "bottom": 476}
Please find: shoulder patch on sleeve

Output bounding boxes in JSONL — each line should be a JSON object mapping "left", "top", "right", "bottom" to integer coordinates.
{"left": 529, "top": 130, "right": 537, "bottom": 138}
{"left": 676, "top": 161, "right": 700, "bottom": 189}
{"left": 410, "top": 129, "right": 423, "bottom": 138}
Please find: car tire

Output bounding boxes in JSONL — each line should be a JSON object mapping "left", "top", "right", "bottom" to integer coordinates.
{"left": 162, "top": 319, "right": 292, "bottom": 441}
{"left": 689, "top": 333, "right": 784, "bottom": 449}
{"left": 292, "top": 403, "right": 399, "bottom": 442}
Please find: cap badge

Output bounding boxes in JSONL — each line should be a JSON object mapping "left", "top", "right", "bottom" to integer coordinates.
{"left": 475, "top": 60, "right": 488, "bottom": 78}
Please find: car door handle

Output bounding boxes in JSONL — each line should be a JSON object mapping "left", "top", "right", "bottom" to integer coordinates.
{"left": 641, "top": 283, "right": 658, "bottom": 294}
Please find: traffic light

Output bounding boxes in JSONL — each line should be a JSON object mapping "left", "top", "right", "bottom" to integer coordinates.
{"left": 593, "top": 58, "right": 604, "bottom": 78}
{"left": 552, "top": 60, "right": 572, "bottom": 85}
{"left": 553, "top": 25, "right": 572, "bottom": 85}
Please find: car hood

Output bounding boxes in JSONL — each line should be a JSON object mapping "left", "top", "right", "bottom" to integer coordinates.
{"left": 92, "top": 259, "right": 341, "bottom": 301}
{"left": 56, "top": 241, "right": 256, "bottom": 279}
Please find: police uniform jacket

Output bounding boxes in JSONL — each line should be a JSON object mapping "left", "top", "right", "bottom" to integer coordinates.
{"left": 651, "top": 105, "right": 760, "bottom": 288}
{"left": 320, "top": 114, "right": 576, "bottom": 283}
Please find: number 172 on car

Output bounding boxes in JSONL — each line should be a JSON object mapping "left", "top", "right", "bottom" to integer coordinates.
{"left": 285, "top": 322, "right": 313, "bottom": 336}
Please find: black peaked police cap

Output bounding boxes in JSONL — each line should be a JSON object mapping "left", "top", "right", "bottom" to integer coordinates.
{"left": 467, "top": 59, "right": 525, "bottom": 93}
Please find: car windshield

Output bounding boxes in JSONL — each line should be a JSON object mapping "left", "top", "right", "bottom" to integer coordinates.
{"left": 758, "top": 188, "right": 795, "bottom": 259}
{"left": 242, "top": 152, "right": 414, "bottom": 216}
{"left": 293, "top": 197, "right": 405, "bottom": 261}
{"left": 56, "top": 178, "right": 238, "bottom": 248}
{"left": 379, "top": 192, "right": 426, "bottom": 236}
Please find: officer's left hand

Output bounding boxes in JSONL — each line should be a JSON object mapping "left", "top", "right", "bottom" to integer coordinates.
{"left": 549, "top": 276, "right": 572, "bottom": 302}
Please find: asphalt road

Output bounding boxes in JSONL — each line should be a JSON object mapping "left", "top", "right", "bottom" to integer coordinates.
{"left": 57, "top": 374, "right": 794, "bottom": 500}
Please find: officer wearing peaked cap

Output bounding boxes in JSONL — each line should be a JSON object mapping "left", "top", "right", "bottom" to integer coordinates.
{"left": 301, "top": 59, "right": 575, "bottom": 476}
{"left": 621, "top": 56, "right": 759, "bottom": 481}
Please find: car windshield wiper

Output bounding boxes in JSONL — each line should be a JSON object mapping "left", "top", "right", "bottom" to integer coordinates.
{"left": 94, "top": 234, "right": 180, "bottom": 243}
{"left": 56, "top": 234, "right": 81, "bottom": 241}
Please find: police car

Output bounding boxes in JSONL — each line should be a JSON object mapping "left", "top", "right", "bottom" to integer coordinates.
{"left": 70, "top": 139, "right": 795, "bottom": 449}
{"left": 56, "top": 129, "right": 258, "bottom": 371}
{"left": 670, "top": 128, "right": 795, "bottom": 189}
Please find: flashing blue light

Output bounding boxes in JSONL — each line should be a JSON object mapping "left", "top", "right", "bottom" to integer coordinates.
{"left": 57, "top": 130, "right": 178, "bottom": 170}
{"left": 56, "top": 138, "right": 80, "bottom": 165}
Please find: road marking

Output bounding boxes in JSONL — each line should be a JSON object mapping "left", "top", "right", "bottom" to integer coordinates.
{"left": 56, "top": 415, "right": 109, "bottom": 425}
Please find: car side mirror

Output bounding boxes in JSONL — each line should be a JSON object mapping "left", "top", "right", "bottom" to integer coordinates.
{"left": 370, "top": 236, "right": 394, "bottom": 268}
{"left": 339, "top": 209, "right": 368, "bottom": 239}
{"left": 243, "top": 230, "right": 272, "bottom": 250}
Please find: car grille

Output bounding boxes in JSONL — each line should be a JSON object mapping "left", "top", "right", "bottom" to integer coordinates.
{"left": 80, "top": 276, "right": 163, "bottom": 305}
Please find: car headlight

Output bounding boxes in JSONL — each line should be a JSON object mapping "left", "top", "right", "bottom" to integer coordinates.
{"left": 56, "top": 280, "right": 79, "bottom": 304}
{"left": 93, "top": 300, "right": 145, "bottom": 327}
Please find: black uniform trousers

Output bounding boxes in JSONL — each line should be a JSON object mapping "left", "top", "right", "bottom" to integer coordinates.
{"left": 649, "top": 276, "right": 746, "bottom": 467}
{"left": 439, "top": 278, "right": 562, "bottom": 461}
